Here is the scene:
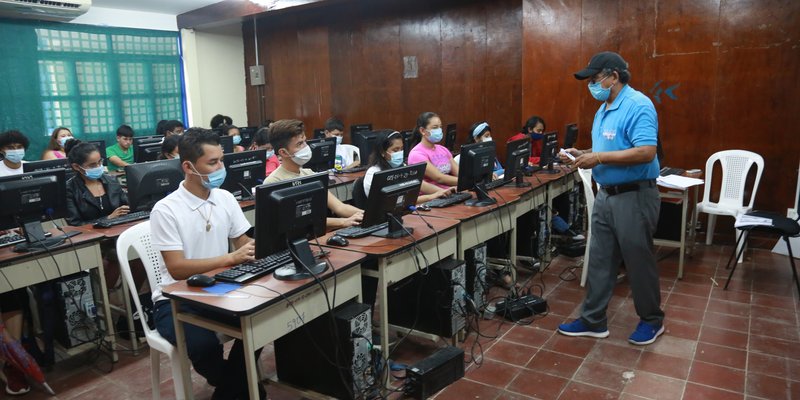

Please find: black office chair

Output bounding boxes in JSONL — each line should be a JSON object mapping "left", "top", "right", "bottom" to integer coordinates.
{"left": 723, "top": 188, "right": 800, "bottom": 299}
{"left": 351, "top": 177, "right": 368, "bottom": 210}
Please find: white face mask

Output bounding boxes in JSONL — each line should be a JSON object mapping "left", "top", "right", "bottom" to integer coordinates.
{"left": 335, "top": 136, "right": 343, "bottom": 146}
{"left": 482, "top": 136, "right": 493, "bottom": 143}
{"left": 291, "top": 145, "right": 312, "bottom": 166}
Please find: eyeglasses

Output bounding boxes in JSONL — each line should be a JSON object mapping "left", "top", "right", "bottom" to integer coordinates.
{"left": 82, "top": 158, "right": 104, "bottom": 169}
{"left": 589, "top": 73, "right": 611, "bottom": 85}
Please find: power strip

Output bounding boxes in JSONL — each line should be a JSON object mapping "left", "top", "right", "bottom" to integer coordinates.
{"left": 495, "top": 295, "right": 547, "bottom": 321}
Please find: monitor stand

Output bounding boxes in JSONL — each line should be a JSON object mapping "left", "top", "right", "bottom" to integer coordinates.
{"left": 537, "top": 162, "right": 560, "bottom": 174}
{"left": 465, "top": 183, "right": 497, "bottom": 207}
{"left": 273, "top": 238, "right": 328, "bottom": 281}
{"left": 514, "top": 171, "right": 531, "bottom": 187}
{"left": 372, "top": 213, "right": 413, "bottom": 239}
{"left": 14, "top": 220, "right": 80, "bottom": 253}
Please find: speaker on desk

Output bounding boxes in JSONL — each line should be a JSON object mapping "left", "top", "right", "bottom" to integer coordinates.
{"left": 274, "top": 301, "right": 373, "bottom": 399}
{"left": 54, "top": 272, "right": 98, "bottom": 348}
{"left": 388, "top": 258, "right": 466, "bottom": 338}
{"left": 464, "top": 245, "right": 488, "bottom": 311}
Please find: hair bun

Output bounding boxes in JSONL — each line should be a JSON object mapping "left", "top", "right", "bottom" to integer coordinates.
{"left": 63, "top": 138, "right": 81, "bottom": 154}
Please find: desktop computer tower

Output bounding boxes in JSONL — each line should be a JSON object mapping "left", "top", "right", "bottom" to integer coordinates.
{"left": 387, "top": 258, "right": 466, "bottom": 338}
{"left": 464, "top": 245, "right": 488, "bottom": 310}
{"left": 535, "top": 205, "right": 549, "bottom": 259}
{"left": 274, "top": 301, "right": 373, "bottom": 399}
{"left": 54, "top": 272, "right": 98, "bottom": 348}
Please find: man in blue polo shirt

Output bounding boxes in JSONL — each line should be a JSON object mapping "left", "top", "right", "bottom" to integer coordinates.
{"left": 557, "top": 51, "right": 665, "bottom": 345}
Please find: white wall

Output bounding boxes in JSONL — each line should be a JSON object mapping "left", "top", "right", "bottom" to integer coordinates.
{"left": 181, "top": 25, "right": 248, "bottom": 128}
{"left": 71, "top": 6, "right": 178, "bottom": 31}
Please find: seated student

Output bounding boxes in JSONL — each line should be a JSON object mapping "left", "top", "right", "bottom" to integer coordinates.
{"left": 363, "top": 130, "right": 454, "bottom": 203}
{"left": 507, "top": 115, "right": 546, "bottom": 165}
{"left": 158, "top": 135, "right": 182, "bottom": 160}
{"left": 150, "top": 129, "right": 263, "bottom": 399}
{"left": 210, "top": 114, "right": 232, "bottom": 130}
{"left": 454, "top": 121, "right": 504, "bottom": 177}
{"left": 323, "top": 117, "right": 360, "bottom": 170}
{"left": 65, "top": 140, "right": 129, "bottom": 226}
{"left": 163, "top": 120, "right": 185, "bottom": 137}
{"left": 42, "top": 127, "right": 74, "bottom": 160}
{"left": 249, "top": 127, "right": 279, "bottom": 176}
{"left": 0, "top": 130, "right": 29, "bottom": 177}
{"left": 219, "top": 124, "right": 245, "bottom": 153}
{"left": 106, "top": 125, "right": 134, "bottom": 172}
{"left": 265, "top": 119, "right": 363, "bottom": 229}
{"left": 408, "top": 112, "right": 459, "bottom": 189}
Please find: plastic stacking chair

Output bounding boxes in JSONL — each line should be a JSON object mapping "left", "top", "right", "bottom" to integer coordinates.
{"left": 116, "top": 221, "right": 186, "bottom": 400}
{"left": 697, "top": 150, "right": 764, "bottom": 262}
{"left": 578, "top": 168, "right": 595, "bottom": 287}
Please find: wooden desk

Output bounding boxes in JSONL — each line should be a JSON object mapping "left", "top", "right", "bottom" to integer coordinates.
{"left": 654, "top": 171, "right": 702, "bottom": 279}
{"left": 319, "top": 215, "right": 459, "bottom": 364}
{"left": 0, "top": 227, "right": 117, "bottom": 361}
{"left": 163, "top": 247, "right": 365, "bottom": 400}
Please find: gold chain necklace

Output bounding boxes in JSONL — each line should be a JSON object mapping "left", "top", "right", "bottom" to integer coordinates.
{"left": 196, "top": 202, "right": 212, "bottom": 232}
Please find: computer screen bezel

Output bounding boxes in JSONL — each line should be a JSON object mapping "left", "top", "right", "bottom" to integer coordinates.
{"left": 124, "top": 158, "right": 183, "bottom": 212}
{"left": 220, "top": 149, "right": 267, "bottom": 199}
{"left": 361, "top": 162, "right": 426, "bottom": 236}
{"left": 306, "top": 137, "right": 337, "bottom": 172}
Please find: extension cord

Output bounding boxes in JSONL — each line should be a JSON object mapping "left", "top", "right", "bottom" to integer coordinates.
{"left": 494, "top": 294, "right": 547, "bottom": 321}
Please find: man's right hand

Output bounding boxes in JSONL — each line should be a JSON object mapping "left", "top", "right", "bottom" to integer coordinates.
{"left": 230, "top": 240, "right": 256, "bottom": 265}
{"left": 559, "top": 148, "right": 583, "bottom": 164}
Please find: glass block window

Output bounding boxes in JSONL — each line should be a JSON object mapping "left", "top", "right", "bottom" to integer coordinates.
{"left": 43, "top": 101, "right": 79, "bottom": 134}
{"left": 36, "top": 29, "right": 108, "bottom": 53}
{"left": 119, "top": 63, "right": 147, "bottom": 95}
{"left": 76, "top": 62, "right": 110, "bottom": 96}
{"left": 112, "top": 35, "right": 178, "bottom": 56}
{"left": 38, "top": 60, "right": 71, "bottom": 97}
{"left": 122, "top": 98, "right": 153, "bottom": 131}
{"left": 152, "top": 64, "right": 178, "bottom": 94}
{"left": 81, "top": 99, "right": 116, "bottom": 134}
{"left": 155, "top": 97, "right": 182, "bottom": 121}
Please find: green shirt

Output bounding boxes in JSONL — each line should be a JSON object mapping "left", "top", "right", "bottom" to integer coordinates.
{"left": 106, "top": 143, "right": 133, "bottom": 172}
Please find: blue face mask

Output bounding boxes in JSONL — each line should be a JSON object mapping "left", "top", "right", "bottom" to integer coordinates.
{"left": 428, "top": 128, "right": 443, "bottom": 143}
{"left": 191, "top": 163, "right": 227, "bottom": 190}
{"left": 232, "top": 135, "right": 241, "bottom": 145}
{"left": 588, "top": 81, "right": 612, "bottom": 101}
{"left": 3, "top": 149, "right": 24, "bottom": 164}
{"left": 530, "top": 133, "right": 544, "bottom": 141}
{"left": 58, "top": 136, "right": 72, "bottom": 148}
{"left": 265, "top": 150, "right": 274, "bottom": 159}
{"left": 388, "top": 150, "right": 404, "bottom": 168}
{"left": 83, "top": 165, "right": 104, "bottom": 180}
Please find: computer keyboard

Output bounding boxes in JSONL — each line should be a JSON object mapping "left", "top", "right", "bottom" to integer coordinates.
{"left": 93, "top": 211, "right": 150, "bottom": 228}
{"left": 421, "top": 192, "right": 473, "bottom": 208}
{"left": 214, "top": 249, "right": 293, "bottom": 283}
{"left": 484, "top": 178, "right": 508, "bottom": 190}
{"left": 336, "top": 222, "right": 390, "bottom": 238}
{"left": 338, "top": 165, "right": 368, "bottom": 173}
{"left": 660, "top": 167, "right": 685, "bottom": 177}
{"left": 0, "top": 232, "right": 52, "bottom": 248}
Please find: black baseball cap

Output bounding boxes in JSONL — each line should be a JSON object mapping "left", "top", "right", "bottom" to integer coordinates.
{"left": 574, "top": 51, "right": 628, "bottom": 80}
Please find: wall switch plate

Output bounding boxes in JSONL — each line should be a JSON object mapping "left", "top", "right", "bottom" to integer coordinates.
{"left": 249, "top": 65, "right": 265, "bottom": 86}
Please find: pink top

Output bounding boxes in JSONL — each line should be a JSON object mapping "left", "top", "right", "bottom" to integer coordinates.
{"left": 53, "top": 150, "right": 66, "bottom": 159}
{"left": 408, "top": 143, "right": 454, "bottom": 189}
{"left": 265, "top": 155, "right": 280, "bottom": 176}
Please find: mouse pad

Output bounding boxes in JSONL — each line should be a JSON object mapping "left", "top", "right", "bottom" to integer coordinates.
{"left": 202, "top": 282, "right": 241, "bottom": 295}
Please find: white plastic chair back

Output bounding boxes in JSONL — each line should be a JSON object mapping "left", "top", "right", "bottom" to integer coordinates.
{"left": 116, "top": 221, "right": 185, "bottom": 400}
{"left": 701, "top": 150, "right": 764, "bottom": 212}
{"left": 578, "top": 168, "right": 595, "bottom": 287}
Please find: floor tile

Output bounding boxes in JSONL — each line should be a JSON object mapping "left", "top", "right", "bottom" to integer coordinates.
{"left": 636, "top": 351, "right": 692, "bottom": 380}
{"left": 557, "top": 381, "right": 619, "bottom": 400}
{"left": 507, "top": 368, "right": 569, "bottom": 400}
{"left": 586, "top": 342, "right": 642, "bottom": 369}
{"left": 623, "top": 370, "right": 686, "bottom": 400}
{"left": 434, "top": 378, "right": 502, "bottom": 400}
{"left": 542, "top": 334, "right": 598, "bottom": 358}
{"left": 502, "top": 325, "right": 553, "bottom": 348}
{"left": 484, "top": 340, "right": 539, "bottom": 366}
{"left": 466, "top": 358, "right": 520, "bottom": 388}
{"left": 698, "top": 325, "right": 749, "bottom": 349}
{"left": 745, "top": 372, "right": 792, "bottom": 400}
{"left": 683, "top": 382, "right": 744, "bottom": 400}
{"left": 644, "top": 335, "right": 697, "bottom": 360}
{"left": 688, "top": 360, "right": 746, "bottom": 393}
{"left": 694, "top": 342, "right": 747, "bottom": 369}
{"left": 526, "top": 349, "right": 583, "bottom": 378}
{"left": 572, "top": 361, "right": 629, "bottom": 392}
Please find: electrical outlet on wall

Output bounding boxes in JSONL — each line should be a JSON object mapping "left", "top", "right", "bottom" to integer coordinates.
{"left": 249, "top": 65, "right": 265, "bottom": 86}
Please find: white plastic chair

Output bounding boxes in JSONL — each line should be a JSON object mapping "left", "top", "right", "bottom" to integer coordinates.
{"left": 578, "top": 168, "right": 595, "bottom": 287}
{"left": 697, "top": 150, "right": 764, "bottom": 262}
{"left": 116, "top": 221, "right": 186, "bottom": 400}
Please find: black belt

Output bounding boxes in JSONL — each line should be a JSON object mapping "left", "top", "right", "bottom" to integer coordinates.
{"left": 601, "top": 180, "right": 655, "bottom": 196}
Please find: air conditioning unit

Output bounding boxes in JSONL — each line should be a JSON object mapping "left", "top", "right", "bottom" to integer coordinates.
{"left": 0, "top": 0, "right": 91, "bottom": 22}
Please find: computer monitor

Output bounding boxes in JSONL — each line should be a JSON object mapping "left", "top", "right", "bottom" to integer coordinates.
{"left": 457, "top": 141, "right": 497, "bottom": 207}
{"left": 238, "top": 127, "right": 258, "bottom": 149}
{"left": 400, "top": 130, "right": 414, "bottom": 161}
{"left": 504, "top": 139, "right": 532, "bottom": 188}
{"left": 23, "top": 158, "right": 75, "bottom": 182}
{"left": 350, "top": 123, "right": 372, "bottom": 137}
{"left": 361, "top": 162, "right": 426, "bottom": 238}
{"left": 313, "top": 128, "right": 326, "bottom": 139}
{"left": 134, "top": 142, "right": 161, "bottom": 163}
{"left": 220, "top": 149, "right": 267, "bottom": 200}
{"left": 219, "top": 135, "right": 234, "bottom": 154}
{"left": 125, "top": 159, "right": 183, "bottom": 212}
{"left": 538, "top": 131, "right": 559, "bottom": 174}
{"left": 352, "top": 130, "right": 381, "bottom": 165}
{"left": 255, "top": 172, "right": 329, "bottom": 281}
{"left": 0, "top": 169, "right": 72, "bottom": 251}
{"left": 564, "top": 123, "right": 578, "bottom": 149}
{"left": 445, "top": 123, "right": 457, "bottom": 151}
{"left": 87, "top": 140, "right": 107, "bottom": 165}
{"left": 306, "top": 137, "right": 337, "bottom": 172}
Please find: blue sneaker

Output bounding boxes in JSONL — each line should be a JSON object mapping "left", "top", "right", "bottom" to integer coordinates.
{"left": 557, "top": 319, "right": 609, "bottom": 338}
{"left": 628, "top": 321, "right": 665, "bottom": 345}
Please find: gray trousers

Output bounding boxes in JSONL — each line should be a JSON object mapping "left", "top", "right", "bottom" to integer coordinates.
{"left": 580, "top": 180, "right": 665, "bottom": 329}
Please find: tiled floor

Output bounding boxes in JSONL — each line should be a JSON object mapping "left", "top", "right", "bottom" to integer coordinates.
{"left": 13, "top": 243, "right": 800, "bottom": 399}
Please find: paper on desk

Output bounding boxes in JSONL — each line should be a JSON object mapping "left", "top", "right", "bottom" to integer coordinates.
{"left": 734, "top": 214, "right": 773, "bottom": 228}
{"left": 656, "top": 175, "right": 704, "bottom": 189}
{"left": 203, "top": 282, "right": 241, "bottom": 295}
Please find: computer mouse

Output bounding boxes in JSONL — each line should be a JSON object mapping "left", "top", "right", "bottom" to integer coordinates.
{"left": 417, "top": 205, "right": 432, "bottom": 212}
{"left": 326, "top": 235, "right": 349, "bottom": 247}
{"left": 187, "top": 274, "right": 216, "bottom": 287}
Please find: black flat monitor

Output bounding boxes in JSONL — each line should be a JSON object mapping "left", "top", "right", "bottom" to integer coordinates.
{"left": 564, "top": 123, "right": 578, "bottom": 149}
{"left": 238, "top": 127, "right": 258, "bottom": 149}
{"left": 538, "top": 131, "right": 559, "bottom": 174}
{"left": 23, "top": 158, "right": 74, "bottom": 182}
{"left": 350, "top": 123, "right": 372, "bottom": 137}
{"left": 221, "top": 149, "right": 267, "bottom": 200}
{"left": 255, "top": 172, "right": 329, "bottom": 281}
{"left": 352, "top": 130, "right": 381, "bottom": 166}
{"left": 445, "top": 123, "right": 457, "bottom": 151}
{"left": 313, "top": 128, "right": 326, "bottom": 139}
{"left": 457, "top": 141, "right": 497, "bottom": 207}
{"left": 306, "top": 137, "right": 337, "bottom": 172}
{"left": 400, "top": 130, "right": 414, "bottom": 161}
{"left": 219, "top": 135, "right": 234, "bottom": 154}
{"left": 132, "top": 135, "right": 163, "bottom": 148}
{"left": 125, "top": 159, "right": 183, "bottom": 212}
{"left": 0, "top": 169, "right": 73, "bottom": 251}
{"left": 504, "top": 139, "right": 532, "bottom": 188}
{"left": 87, "top": 140, "right": 107, "bottom": 165}
{"left": 361, "top": 162, "right": 426, "bottom": 238}
{"left": 134, "top": 142, "right": 161, "bottom": 163}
